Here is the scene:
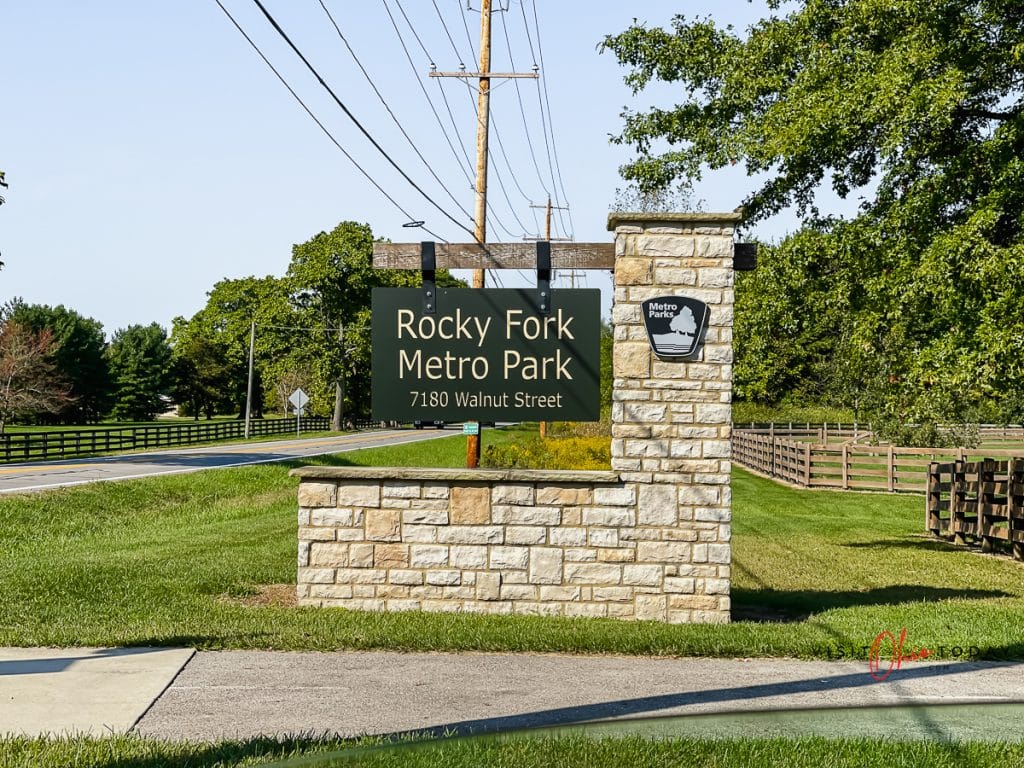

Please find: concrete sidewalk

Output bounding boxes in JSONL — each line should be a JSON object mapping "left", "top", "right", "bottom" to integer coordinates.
{"left": 6, "top": 647, "right": 1021, "bottom": 741}
{"left": 132, "top": 651, "right": 1024, "bottom": 741}
{"left": 0, "top": 647, "right": 194, "bottom": 736}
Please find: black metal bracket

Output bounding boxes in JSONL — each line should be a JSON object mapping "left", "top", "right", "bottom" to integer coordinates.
{"left": 421, "top": 241, "right": 436, "bottom": 313}
{"left": 536, "top": 240, "right": 551, "bottom": 314}
{"left": 734, "top": 242, "right": 758, "bottom": 271}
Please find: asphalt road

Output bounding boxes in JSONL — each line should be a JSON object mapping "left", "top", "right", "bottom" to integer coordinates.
{"left": 0, "top": 428, "right": 453, "bottom": 494}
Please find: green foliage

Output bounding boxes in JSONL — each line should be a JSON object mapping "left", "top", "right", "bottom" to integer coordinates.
{"left": 599, "top": 320, "right": 613, "bottom": 413}
{"left": 731, "top": 402, "right": 856, "bottom": 426}
{"left": 106, "top": 323, "right": 173, "bottom": 421}
{"left": 482, "top": 435, "right": 611, "bottom": 470}
{"left": 171, "top": 335, "right": 234, "bottom": 419}
{"left": 603, "top": 1, "right": 1024, "bottom": 436}
{"left": 169, "top": 222, "right": 464, "bottom": 424}
{"left": 171, "top": 275, "right": 296, "bottom": 418}
{"left": 7, "top": 300, "right": 112, "bottom": 422}
{"left": 286, "top": 221, "right": 462, "bottom": 421}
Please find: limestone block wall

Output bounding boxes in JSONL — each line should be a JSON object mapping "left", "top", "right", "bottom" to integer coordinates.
{"left": 293, "top": 467, "right": 729, "bottom": 622}
{"left": 607, "top": 212, "right": 737, "bottom": 622}
{"left": 294, "top": 212, "right": 736, "bottom": 624}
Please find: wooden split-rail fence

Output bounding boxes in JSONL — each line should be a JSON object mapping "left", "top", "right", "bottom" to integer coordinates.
{"left": 926, "top": 459, "right": 1024, "bottom": 561}
{"left": 733, "top": 425, "right": 1024, "bottom": 495}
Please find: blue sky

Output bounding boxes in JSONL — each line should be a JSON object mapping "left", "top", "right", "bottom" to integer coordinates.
{"left": 1, "top": 1, "right": 794, "bottom": 335}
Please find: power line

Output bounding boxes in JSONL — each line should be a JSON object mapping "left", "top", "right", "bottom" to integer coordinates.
{"left": 430, "top": 0, "right": 465, "bottom": 65}
{"left": 498, "top": 7, "right": 550, "bottom": 198}
{"left": 381, "top": 0, "right": 476, "bottom": 187}
{"left": 491, "top": 109, "right": 536, "bottom": 204}
{"left": 446, "top": 0, "right": 534, "bottom": 238}
{"left": 516, "top": 0, "right": 564, "bottom": 238}
{"left": 392, "top": 0, "right": 520, "bottom": 239}
{"left": 458, "top": 0, "right": 479, "bottom": 62}
{"left": 529, "top": 0, "right": 575, "bottom": 238}
{"left": 246, "top": 0, "right": 477, "bottom": 240}
{"left": 212, "top": 0, "right": 447, "bottom": 241}
{"left": 317, "top": 0, "right": 474, "bottom": 223}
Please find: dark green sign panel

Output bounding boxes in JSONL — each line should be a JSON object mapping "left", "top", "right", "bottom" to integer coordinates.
{"left": 371, "top": 288, "right": 600, "bottom": 422}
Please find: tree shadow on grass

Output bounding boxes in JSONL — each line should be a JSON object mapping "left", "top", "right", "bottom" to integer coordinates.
{"left": 732, "top": 584, "right": 1011, "bottom": 623}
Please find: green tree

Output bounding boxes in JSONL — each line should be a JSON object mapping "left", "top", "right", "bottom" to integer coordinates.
{"left": 8, "top": 301, "right": 112, "bottom": 423}
{"left": 171, "top": 335, "right": 234, "bottom": 419}
{"left": 107, "top": 323, "right": 173, "bottom": 421}
{"left": 286, "top": 221, "right": 462, "bottom": 426}
{"left": 603, "top": 1, "right": 1024, "bottom": 428}
{"left": 171, "top": 276, "right": 298, "bottom": 419}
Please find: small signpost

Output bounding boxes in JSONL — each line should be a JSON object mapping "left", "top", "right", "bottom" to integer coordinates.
{"left": 289, "top": 388, "right": 309, "bottom": 437}
{"left": 462, "top": 422, "right": 480, "bottom": 436}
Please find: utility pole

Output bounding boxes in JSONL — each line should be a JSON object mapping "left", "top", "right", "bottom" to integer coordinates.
{"left": 244, "top": 321, "right": 256, "bottom": 439}
{"left": 524, "top": 197, "right": 570, "bottom": 439}
{"left": 466, "top": 0, "right": 492, "bottom": 468}
{"left": 525, "top": 197, "right": 572, "bottom": 246}
{"left": 332, "top": 324, "right": 344, "bottom": 431}
{"left": 471, "top": 0, "right": 492, "bottom": 293}
{"left": 431, "top": 0, "right": 536, "bottom": 468}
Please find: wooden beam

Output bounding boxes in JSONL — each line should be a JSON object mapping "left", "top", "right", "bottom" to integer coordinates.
{"left": 373, "top": 242, "right": 616, "bottom": 270}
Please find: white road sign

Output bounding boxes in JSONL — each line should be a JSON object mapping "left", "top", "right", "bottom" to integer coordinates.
{"left": 289, "top": 388, "right": 310, "bottom": 412}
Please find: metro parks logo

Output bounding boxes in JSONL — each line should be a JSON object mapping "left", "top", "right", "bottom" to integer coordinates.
{"left": 641, "top": 296, "right": 710, "bottom": 360}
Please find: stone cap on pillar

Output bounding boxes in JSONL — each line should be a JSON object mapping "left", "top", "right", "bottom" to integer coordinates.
{"left": 607, "top": 211, "right": 744, "bottom": 232}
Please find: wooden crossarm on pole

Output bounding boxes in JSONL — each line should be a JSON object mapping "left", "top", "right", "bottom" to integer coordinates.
{"left": 429, "top": 71, "right": 538, "bottom": 79}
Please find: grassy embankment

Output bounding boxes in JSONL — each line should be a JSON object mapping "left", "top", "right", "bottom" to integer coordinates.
{"left": 1, "top": 425, "right": 1021, "bottom": 659}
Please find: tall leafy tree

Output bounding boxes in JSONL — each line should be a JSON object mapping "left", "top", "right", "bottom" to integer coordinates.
{"left": 171, "top": 275, "right": 297, "bottom": 419}
{"left": 171, "top": 335, "right": 234, "bottom": 419}
{"left": 107, "top": 324, "right": 174, "bottom": 421}
{"left": 8, "top": 302, "right": 112, "bottom": 423}
{"left": 603, "top": 1, "right": 1024, "bottom": 429}
{"left": 287, "top": 221, "right": 462, "bottom": 426}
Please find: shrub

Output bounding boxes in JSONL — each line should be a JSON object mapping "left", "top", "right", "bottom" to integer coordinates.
{"left": 482, "top": 436, "right": 611, "bottom": 471}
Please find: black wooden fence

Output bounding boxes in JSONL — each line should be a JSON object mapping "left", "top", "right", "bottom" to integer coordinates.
{"left": 0, "top": 416, "right": 334, "bottom": 463}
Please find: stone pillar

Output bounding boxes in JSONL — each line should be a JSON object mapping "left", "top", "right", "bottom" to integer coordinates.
{"left": 607, "top": 212, "right": 737, "bottom": 623}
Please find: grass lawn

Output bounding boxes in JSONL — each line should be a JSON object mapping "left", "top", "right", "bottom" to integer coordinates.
{"left": 0, "top": 429, "right": 1022, "bottom": 659}
{"left": 2, "top": 734, "right": 1024, "bottom": 768}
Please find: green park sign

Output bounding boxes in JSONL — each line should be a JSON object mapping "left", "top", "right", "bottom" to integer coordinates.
{"left": 371, "top": 288, "right": 601, "bottom": 422}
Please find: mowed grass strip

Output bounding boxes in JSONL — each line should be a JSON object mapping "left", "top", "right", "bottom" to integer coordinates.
{"left": 2, "top": 734, "right": 1023, "bottom": 768}
{"left": 1, "top": 427, "right": 1022, "bottom": 658}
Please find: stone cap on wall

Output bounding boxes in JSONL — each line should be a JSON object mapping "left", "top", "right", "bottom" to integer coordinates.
{"left": 607, "top": 211, "right": 744, "bottom": 230}
{"left": 289, "top": 466, "right": 621, "bottom": 484}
